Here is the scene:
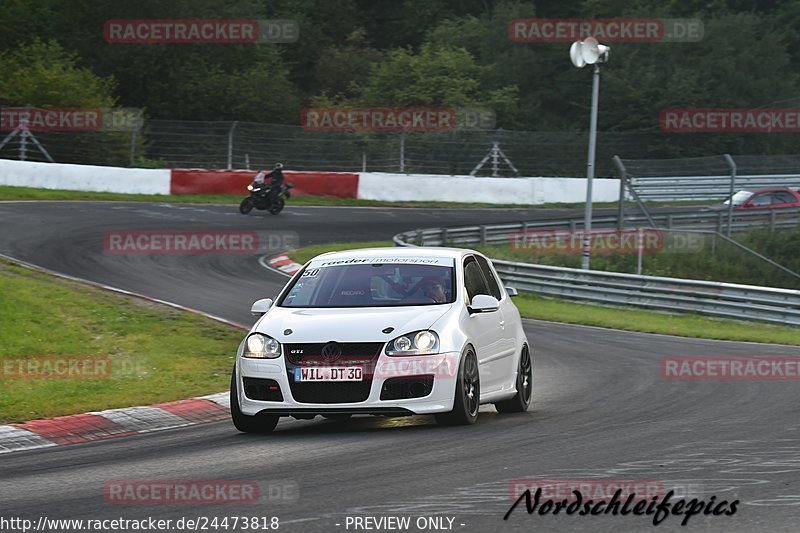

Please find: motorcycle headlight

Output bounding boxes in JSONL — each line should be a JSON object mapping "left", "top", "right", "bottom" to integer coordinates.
{"left": 385, "top": 330, "right": 439, "bottom": 356}
{"left": 243, "top": 333, "right": 281, "bottom": 359}
{"left": 247, "top": 184, "right": 254, "bottom": 191}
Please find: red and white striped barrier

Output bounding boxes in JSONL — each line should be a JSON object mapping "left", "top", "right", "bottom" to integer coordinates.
{"left": 0, "top": 159, "right": 623, "bottom": 204}
{"left": 0, "top": 159, "right": 358, "bottom": 199}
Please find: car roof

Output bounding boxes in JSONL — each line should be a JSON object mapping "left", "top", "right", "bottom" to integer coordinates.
{"left": 311, "top": 246, "right": 479, "bottom": 262}
{"left": 742, "top": 187, "right": 795, "bottom": 194}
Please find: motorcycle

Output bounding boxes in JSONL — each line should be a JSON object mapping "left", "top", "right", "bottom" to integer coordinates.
{"left": 239, "top": 180, "right": 294, "bottom": 215}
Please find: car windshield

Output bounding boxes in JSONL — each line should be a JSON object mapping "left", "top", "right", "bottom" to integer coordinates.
{"left": 723, "top": 190, "right": 753, "bottom": 206}
{"left": 279, "top": 257, "right": 455, "bottom": 308}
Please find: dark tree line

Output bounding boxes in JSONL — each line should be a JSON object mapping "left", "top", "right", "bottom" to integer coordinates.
{"left": 2, "top": 0, "right": 800, "bottom": 158}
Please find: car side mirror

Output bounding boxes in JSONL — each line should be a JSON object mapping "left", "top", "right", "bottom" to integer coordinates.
{"left": 468, "top": 294, "right": 500, "bottom": 314}
{"left": 250, "top": 298, "right": 273, "bottom": 315}
{"left": 505, "top": 287, "right": 519, "bottom": 297}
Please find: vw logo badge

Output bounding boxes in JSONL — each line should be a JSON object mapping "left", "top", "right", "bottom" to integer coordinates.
{"left": 320, "top": 342, "right": 342, "bottom": 363}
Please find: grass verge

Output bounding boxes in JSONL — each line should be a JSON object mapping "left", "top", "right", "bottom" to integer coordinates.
{"left": 512, "top": 293, "right": 800, "bottom": 345}
{"left": 0, "top": 185, "right": 537, "bottom": 208}
{"left": 286, "top": 243, "right": 800, "bottom": 346}
{"left": 0, "top": 185, "right": 698, "bottom": 210}
{"left": 0, "top": 259, "right": 243, "bottom": 423}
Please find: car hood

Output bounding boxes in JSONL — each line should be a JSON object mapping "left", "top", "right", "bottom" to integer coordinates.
{"left": 253, "top": 304, "right": 455, "bottom": 343}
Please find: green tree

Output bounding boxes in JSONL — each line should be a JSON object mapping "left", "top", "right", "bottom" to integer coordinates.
{"left": 40, "top": 0, "right": 300, "bottom": 121}
{"left": 0, "top": 0, "right": 57, "bottom": 50}
{"left": 310, "top": 30, "right": 385, "bottom": 102}
{"left": 0, "top": 39, "right": 131, "bottom": 167}
{"left": 358, "top": 43, "right": 518, "bottom": 113}
{"left": 425, "top": 1, "right": 553, "bottom": 129}
{"left": 0, "top": 39, "right": 116, "bottom": 107}
{"left": 599, "top": 12, "right": 800, "bottom": 155}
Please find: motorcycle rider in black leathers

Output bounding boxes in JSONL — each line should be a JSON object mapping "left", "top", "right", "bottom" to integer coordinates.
{"left": 253, "top": 163, "right": 285, "bottom": 202}
{"left": 265, "top": 163, "right": 284, "bottom": 202}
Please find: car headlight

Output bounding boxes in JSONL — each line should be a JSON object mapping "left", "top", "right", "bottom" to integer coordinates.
{"left": 247, "top": 184, "right": 254, "bottom": 191}
{"left": 385, "top": 330, "right": 439, "bottom": 356}
{"left": 243, "top": 333, "right": 281, "bottom": 359}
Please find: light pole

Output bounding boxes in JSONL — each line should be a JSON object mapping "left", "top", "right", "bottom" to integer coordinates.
{"left": 570, "top": 37, "right": 610, "bottom": 270}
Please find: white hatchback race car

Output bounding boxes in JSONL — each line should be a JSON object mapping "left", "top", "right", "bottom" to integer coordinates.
{"left": 231, "top": 247, "right": 532, "bottom": 432}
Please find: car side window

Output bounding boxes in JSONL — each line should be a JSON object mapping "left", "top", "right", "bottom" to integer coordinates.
{"left": 772, "top": 192, "right": 794, "bottom": 204}
{"left": 463, "top": 258, "right": 490, "bottom": 303}
{"left": 474, "top": 255, "right": 502, "bottom": 300}
{"left": 750, "top": 193, "right": 771, "bottom": 206}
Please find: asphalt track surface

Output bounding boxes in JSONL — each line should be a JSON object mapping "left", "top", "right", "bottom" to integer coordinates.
{"left": 1, "top": 201, "right": 799, "bottom": 533}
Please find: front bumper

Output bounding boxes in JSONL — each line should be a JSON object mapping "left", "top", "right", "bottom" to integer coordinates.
{"left": 236, "top": 352, "right": 461, "bottom": 417}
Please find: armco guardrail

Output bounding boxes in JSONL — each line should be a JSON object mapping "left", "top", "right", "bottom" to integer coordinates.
{"left": 489, "top": 261, "right": 800, "bottom": 325}
{"left": 613, "top": 154, "right": 800, "bottom": 235}
{"left": 393, "top": 211, "right": 800, "bottom": 325}
{"left": 397, "top": 208, "right": 800, "bottom": 247}
{"left": 614, "top": 153, "right": 800, "bottom": 202}
{"left": 628, "top": 173, "right": 800, "bottom": 201}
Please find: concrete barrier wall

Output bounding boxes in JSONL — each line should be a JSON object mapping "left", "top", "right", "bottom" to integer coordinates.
{"left": 530, "top": 176, "right": 622, "bottom": 204}
{"left": 0, "top": 159, "right": 623, "bottom": 204}
{"left": 0, "top": 158, "right": 171, "bottom": 194}
{"left": 357, "top": 172, "right": 621, "bottom": 205}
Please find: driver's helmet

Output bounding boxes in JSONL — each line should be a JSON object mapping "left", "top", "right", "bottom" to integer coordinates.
{"left": 273, "top": 163, "right": 284, "bottom": 170}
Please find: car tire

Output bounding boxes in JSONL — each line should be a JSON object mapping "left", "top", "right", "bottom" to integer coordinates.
{"left": 495, "top": 345, "right": 532, "bottom": 414}
{"left": 435, "top": 350, "right": 479, "bottom": 426}
{"left": 239, "top": 198, "right": 254, "bottom": 214}
{"left": 230, "top": 368, "right": 279, "bottom": 433}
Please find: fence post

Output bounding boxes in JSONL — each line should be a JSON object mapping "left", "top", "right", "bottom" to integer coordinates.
{"left": 19, "top": 128, "right": 27, "bottom": 161}
{"left": 491, "top": 142, "right": 499, "bottom": 177}
{"left": 612, "top": 155, "right": 627, "bottom": 230}
{"left": 129, "top": 122, "right": 137, "bottom": 166}
{"left": 770, "top": 210, "right": 776, "bottom": 232}
{"left": 440, "top": 228, "right": 448, "bottom": 246}
{"left": 362, "top": 152, "right": 367, "bottom": 172}
{"left": 480, "top": 225, "right": 487, "bottom": 245}
{"left": 399, "top": 131, "right": 406, "bottom": 173}
{"left": 636, "top": 227, "right": 644, "bottom": 275}
{"left": 723, "top": 154, "right": 736, "bottom": 237}
{"left": 227, "top": 121, "right": 238, "bottom": 170}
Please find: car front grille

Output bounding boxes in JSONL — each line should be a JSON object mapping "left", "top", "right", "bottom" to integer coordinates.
{"left": 284, "top": 342, "right": 384, "bottom": 365}
{"left": 284, "top": 342, "right": 383, "bottom": 404}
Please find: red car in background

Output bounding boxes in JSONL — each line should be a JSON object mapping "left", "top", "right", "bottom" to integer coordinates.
{"left": 707, "top": 187, "right": 800, "bottom": 211}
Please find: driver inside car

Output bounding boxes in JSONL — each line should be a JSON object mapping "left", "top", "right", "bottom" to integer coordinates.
{"left": 421, "top": 278, "right": 447, "bottom": 303}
